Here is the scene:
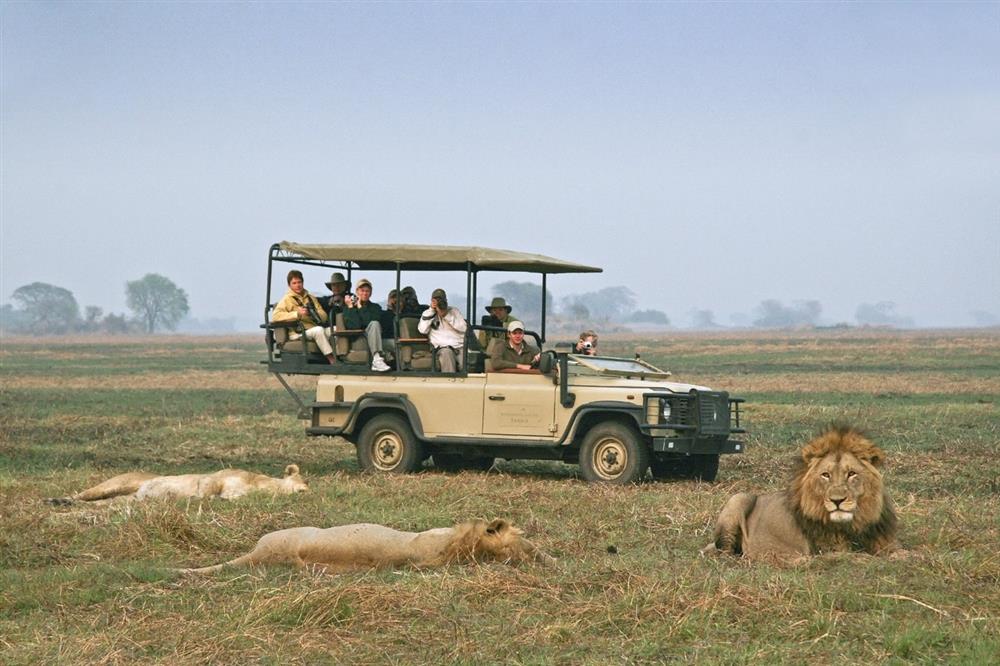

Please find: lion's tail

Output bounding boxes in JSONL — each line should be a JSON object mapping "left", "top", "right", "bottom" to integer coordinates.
{"left": 176, "top": 552, "right": 257, "bottom": 575}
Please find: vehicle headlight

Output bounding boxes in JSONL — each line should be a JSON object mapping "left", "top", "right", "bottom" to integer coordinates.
{"left": 661, "top": 400, "right": 672, "bottom": 423}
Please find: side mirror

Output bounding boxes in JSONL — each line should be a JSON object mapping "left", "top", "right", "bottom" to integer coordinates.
{"left": 554, "top": 342, "right": 573, "bottom": 355}
{"left": 538, "top": 351, "right": 555, "bottom": 374}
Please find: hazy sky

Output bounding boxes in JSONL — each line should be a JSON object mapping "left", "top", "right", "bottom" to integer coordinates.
{"left": 2, "top": 2, "right": 998, "bottom": 329}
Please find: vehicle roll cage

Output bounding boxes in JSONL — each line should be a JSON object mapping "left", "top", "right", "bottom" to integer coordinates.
{"left": 264, "top": 242, "right": 602, "bottom": 371}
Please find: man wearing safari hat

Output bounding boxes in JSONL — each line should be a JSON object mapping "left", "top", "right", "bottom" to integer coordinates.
{"left": 321, "top": 272, "right": 351, "bottom": 316}
{"left": 479, "top": 296, "right": 517, "bottom": 350}
{"left": 490, "top": 320, "right": 540, "bottom": 371}
{"left": 418, "top": 288, "right": 468, "bottom": 373}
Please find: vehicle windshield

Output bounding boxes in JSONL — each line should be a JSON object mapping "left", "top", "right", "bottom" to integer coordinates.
{"left": 568, "top": 355, "right": 671, "bottom": 378}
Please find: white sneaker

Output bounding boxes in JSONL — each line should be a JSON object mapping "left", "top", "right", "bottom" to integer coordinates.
{"left": 371, "top": 353, "right": 390, "bottom": 372}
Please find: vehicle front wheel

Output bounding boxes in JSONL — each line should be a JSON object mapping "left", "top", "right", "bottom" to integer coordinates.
{"left": 578, "top": 422, "right": 649, "bottom": 485}
{"left": 357, "top": 414, "right": 424, "bottom": 474}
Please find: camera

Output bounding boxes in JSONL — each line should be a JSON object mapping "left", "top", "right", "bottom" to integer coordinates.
{"left": 582, "top": 341, "right": 593, "bottom": 350}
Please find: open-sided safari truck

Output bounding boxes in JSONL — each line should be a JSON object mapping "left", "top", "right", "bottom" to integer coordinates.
{"left": 264, "top": 242, "right": 745, "bottom": 484}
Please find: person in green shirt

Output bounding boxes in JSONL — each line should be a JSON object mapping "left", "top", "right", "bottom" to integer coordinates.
{"left": 342, "top": 278, "right": 391, "bottom": 372}
{"left": 490, "top": 320, "right": 541, "bottom": 371}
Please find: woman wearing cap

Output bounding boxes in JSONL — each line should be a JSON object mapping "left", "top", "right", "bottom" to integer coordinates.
{"left": 417, "top": 288, "right": 468, "bottom": 373}
{"left": 479, "top": 297, "right": 517, "bottom": 351}
{"left": 490, "top": 320, "right": 541, "bottom": 371}
{"left": 343, "top": 278, "right": 391, "bottom": 372}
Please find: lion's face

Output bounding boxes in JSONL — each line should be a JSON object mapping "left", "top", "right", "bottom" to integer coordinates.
{"left": 793, "top": 426, "right": 886, "bottom": 529}
{"left": 474, "top": 519, "right": 555, "bottom": 565}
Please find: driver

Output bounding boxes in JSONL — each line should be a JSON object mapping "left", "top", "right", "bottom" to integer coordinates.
{"left": 490, "top": 320, "right": 541, "bottom": 371}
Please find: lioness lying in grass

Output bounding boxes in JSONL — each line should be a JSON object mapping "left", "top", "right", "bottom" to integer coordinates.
{"left": 47, "top": 465, "right": 308, "bottom": 504}
{"left": 180, "top": 518, "right": 555, "bottom": 575}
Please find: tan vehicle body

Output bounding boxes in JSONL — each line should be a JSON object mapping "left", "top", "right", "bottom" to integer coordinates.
{"left": 313, "top": 366, "right": 710, "bottom": 443}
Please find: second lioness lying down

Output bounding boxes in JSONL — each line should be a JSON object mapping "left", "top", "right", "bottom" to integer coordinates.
{"left": 48, "top": 465, "right": 308, "bottom": 504}
{"left": 180, "top": 518, "right": 555, "bottom": 574}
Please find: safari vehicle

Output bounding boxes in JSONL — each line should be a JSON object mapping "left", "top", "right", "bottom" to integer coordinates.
{"left": 264, "top": 242, "right": 745, "bottom": 484}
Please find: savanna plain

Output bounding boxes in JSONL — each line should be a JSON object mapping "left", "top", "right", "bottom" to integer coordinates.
{"left": 1, "top": 330, "right": 998, "bottom": 664}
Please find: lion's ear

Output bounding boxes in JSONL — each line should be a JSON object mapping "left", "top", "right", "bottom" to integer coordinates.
{"left": 859, "top": 446, "right": 885, "bottom": 468}
{"left": 486, "top": 519, "right": 509, "bottom": 535}
{"left": 284, "top": 464, "right": 300, "bottom": 477}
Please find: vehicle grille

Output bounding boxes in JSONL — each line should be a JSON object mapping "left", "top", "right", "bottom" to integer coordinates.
{"left": 695, "top": 391, "right": 731, "bottom": 435}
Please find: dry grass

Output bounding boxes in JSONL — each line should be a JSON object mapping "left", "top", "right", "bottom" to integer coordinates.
{"left": 2, "top": 331, "right": 998, "bottom": 664}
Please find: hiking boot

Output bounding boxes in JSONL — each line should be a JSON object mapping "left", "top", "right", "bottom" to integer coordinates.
{"left": 371, "top": 353, "right": 391, "bottom": 372}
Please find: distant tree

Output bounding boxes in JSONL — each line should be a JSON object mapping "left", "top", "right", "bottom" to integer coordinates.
{"left": 101, "top": 312, "right": 132, "bottom": 335}
{"left": 565, "top": 302, "right": 590, "bottom": 320}
{"left": 80, "top": 305, "right": 104, "bottom": 333}
{"left": 753, "top": 299, "right": 822, "bottom": 328}
{"left": 628, "top": 309, "right": 670, "bottom": 325}
{"left": 690, "top": 309, "right": 720, "bottom": 329}
{"left": 0, "top": 303, "right": 29, "bottom": 333}
{"left": 563, "top": 286, "right": 637, "bottom": 321}
{"left": 855, "top": 301, "right": 914, "bottom": 328}
{"left": 125, "top": 274, "right": 189, "bottom": 333}
{"left": 10, "top": 282, "right": 80, "bottom": 334}
{"left": 492, "top": 281, "right": 554, "bottom": 329}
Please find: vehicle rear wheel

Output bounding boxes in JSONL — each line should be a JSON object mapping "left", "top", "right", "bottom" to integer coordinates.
{"left": 433, "top": 453, "right": 495, "bottom": 473}
{"left": 579, "top": 422, "right": 649, "bottom": 485}
{"left": 357, "top": 414, "right": 424, "bottom": 474}
{"left": 651, "top": 454, "right": 720, "bottom": 482}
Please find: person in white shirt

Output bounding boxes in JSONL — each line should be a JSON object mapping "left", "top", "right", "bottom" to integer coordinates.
{"left": 417, "top": 288, "right": 468, "bottom": 372}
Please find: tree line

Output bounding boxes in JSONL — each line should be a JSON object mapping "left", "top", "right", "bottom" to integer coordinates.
{"left": 2, "top": 274, "right": 936, "bottom": 335}
{"left": 2, "top": 274, "right": 189, "bottom": 335}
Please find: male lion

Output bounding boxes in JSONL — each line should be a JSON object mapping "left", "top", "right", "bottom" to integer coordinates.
{"left": 47, "top": 465, "right": 308, "bottom": 504}
{"left": 179, "top": 518, "right": 555, "bottom": 575}
{"left": 702, "top": 425, "right": 899, "bottom": 559}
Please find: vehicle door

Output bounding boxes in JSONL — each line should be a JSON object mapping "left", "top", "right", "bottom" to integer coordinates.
{"left": 482, "top": 371, "right": 558, "bottom": 438}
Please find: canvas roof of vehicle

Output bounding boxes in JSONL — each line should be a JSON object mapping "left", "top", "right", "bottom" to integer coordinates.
{"left": 276, "top": 242, "right": 603, "bottom": 274}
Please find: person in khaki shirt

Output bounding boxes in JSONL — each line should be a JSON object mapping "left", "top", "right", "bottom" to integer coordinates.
{"left": 271, "top": 270, "right": 335, "bottom": 364}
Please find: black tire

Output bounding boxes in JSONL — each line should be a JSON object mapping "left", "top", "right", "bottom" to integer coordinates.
{"left": 578, "top": 422, "right": 649, "bottom": 485}
{"left": 651, "top": 454, "right": 720, "bottom": 482}
{"left": 357, "top": 414, "right": 424, "bottom": 474}
{"left": 433, "top": 453, "right": 495, "bottom": 473}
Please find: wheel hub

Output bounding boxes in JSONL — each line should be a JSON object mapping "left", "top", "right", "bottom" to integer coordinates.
{"left": 372, "top": 431, "right": 403, "bottom": 469}
{"left": 593, "top": 437, "right": 627, "bottom": 479}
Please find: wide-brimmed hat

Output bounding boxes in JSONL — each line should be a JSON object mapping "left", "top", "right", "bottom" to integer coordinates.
{"left": 325, "top": 272, "right": 350, "bottom": 290}
{"left": 507, "top": 320, "right": 525, "bottom": 333}
{"left": 355, "top": 278, "right": 372, "bottom": 291}
{"left": 485, "top": 297, "right": 512, "bottom": 314}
